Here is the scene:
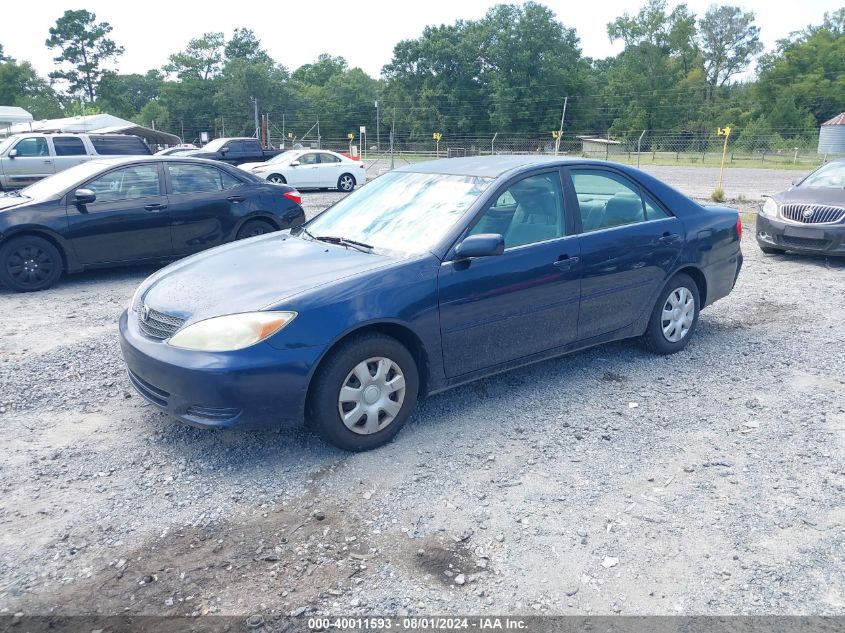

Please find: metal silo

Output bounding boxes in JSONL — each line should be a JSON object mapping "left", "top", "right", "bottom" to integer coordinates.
{"left": 818, "top": 112, "right": 845, "bottom": 154}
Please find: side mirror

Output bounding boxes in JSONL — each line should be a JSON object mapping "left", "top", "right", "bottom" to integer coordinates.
{"left": 219, "top": 147, "right": 229, "bottom": 154}
{"left": 8, "top": 149, "right": 17, "bottom": 158}
{"left": 74, "top": 188, "right": 96, "bottom": 205}
{"left": 454, "top": 233, "right": 505, "bottom": 259}
{"left": 290, "top": 160, "right": 301, "bottom": 167}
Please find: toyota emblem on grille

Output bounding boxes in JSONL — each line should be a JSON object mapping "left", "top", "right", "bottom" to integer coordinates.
{"left": 802, "top": 207, "right": 814, "bottom": 219}
{"left": 141, "top": 304, "right": 150, "bottom": 322}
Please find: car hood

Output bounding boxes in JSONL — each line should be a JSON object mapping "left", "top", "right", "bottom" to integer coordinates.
{"left": 139, "top": 233, "right": 396, "bottom": 322}
{"left": 774, "top": 186, "right": 845, "bottom": 206}
{"left": 0, "top": 194, "right": 33, "bottom": 211}
{"left": 238, "top": 162, "right": 266, "bottom": 170}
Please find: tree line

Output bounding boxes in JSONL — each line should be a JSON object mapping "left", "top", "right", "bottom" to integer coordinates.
{"left": 1, "top": 1, "right": 843, "bottom": 150}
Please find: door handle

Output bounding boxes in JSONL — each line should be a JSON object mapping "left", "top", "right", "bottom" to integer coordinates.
{"left": 227, "top": 196, "right": 245, "bottom": 202}
{"left": 659, "top": 233, "right": 681, "bottom": 243}
{"left": 144, "top": 203, "right": 167, "bottom": 211}
{"left": 43, "top": 160, "right": 53, "bottom": 164}
{"left": 553, "top": 255, "right": 580, "bottom": 271}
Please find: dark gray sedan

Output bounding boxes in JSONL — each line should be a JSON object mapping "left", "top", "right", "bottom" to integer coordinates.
{"left": 757, "top": 158, "right": 845, "bottom": 256}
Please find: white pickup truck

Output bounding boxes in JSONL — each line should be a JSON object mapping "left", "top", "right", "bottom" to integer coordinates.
{"left": 0, "top": 133, "right": 151, "bottom": 189}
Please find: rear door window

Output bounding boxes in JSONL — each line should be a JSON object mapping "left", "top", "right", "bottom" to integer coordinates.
{"left": 168, "top": 163, "right": 242, "bottom": 194}
{"left": 571, "top": 170, "right": 649, "bottom": 232}
{"left": 53, "top": 137, "right": 87, "bottom": 156}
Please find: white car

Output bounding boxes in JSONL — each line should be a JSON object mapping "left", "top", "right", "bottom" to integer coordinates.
{"left": 241, "top": 149, "right": 367, "bottom": 192}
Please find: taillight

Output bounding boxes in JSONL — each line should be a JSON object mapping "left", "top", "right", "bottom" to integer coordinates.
{"left": 283, "top": 190, "right": 301, "bottom": 205}
{"left": 736, "top": 215, "right": 742, "bottom": 240}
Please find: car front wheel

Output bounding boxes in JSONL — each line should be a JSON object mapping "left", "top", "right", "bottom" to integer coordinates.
{"left": 308, "top": 333, "right": 419, "bottom": 451}
{"left": 0, "top": 235, "right": 63, "bottom": 292}
{"left": 641, "top": 273, "right": 700, "bottom": 355}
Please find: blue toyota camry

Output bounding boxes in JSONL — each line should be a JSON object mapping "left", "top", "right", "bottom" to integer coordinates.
{"left": 119, "top": 156, "right": 743, "bottom": 451}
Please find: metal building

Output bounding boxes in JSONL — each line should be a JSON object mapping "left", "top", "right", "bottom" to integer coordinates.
{"left": 817, "top": 112, "right": 845, "bottom": 154}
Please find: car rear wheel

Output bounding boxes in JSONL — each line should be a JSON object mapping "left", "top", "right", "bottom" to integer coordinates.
{"left": 759, "top": 245, "right": 785, "bottom": 255}
{"left": 308, "top": 333, "right": 419, "bottom": 451}
{"left": 337, "top": 173, "right": 356, "bottom": 192}
{"left": 641, "top": 273, "right": 700, "bottom": 355}
{"left": 267, "top": 174, "right": 286, "bottom": 184}
{"left": 0, "top": 235, "right": 63, "bottom": 292}
{"left": 236, "top": 219, "right": 275, "bottom": 240}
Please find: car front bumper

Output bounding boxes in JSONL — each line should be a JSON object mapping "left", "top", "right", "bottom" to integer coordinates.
{"left": 119, "top": 310, "right": 324, "bottom": 429}
{"left": 756, "top": 214, "right": 845, "bottom": 256}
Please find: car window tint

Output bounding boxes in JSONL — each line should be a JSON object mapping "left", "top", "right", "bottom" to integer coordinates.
{"left": 14, "top": 137, "right": 49, "bottom": 157}
{"left": 91, "top": 136, "right": 149, "bottom": 155}
{"left": 53, "top": 137, "right": 87, "bottom": 156}
{"left": 298, "top": 153, "right": 319, "bottom": 165}
{"left": 571, "top": 170, "right": 647, "bottom": 232}
{"left": 168, "top": 163, "right": 237, "bottom": 194}
{"left": 242, "top": 140, "right": 261, "bottom": 152}
{"left": 470, "top": 172, "right": 566, "bottom": 248}
{"left": 87, "top": 164, "right": 161, "bottom": 202}
{"left": 319, "top": 153, "right": 341, "bottom": 163}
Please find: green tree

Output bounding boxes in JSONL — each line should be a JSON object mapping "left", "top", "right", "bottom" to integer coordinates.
{"left": 756, "top": 9, "right": 845, "bottom": 126}
{"left": 697, "top": 5, "right": 762, "bottom": 100}
{"left": 0, "top": 58, "right": 63, "bottom": 118}
{"left": 96, "top": 70, "right": 164, "bottom": 117}
{"left": 224, "top": 28, "right": 270, "bottom": 63}
{"left": 45, "top": 9, "right": 124, "bottom": 102}
{"left": 0, "top": 44, "right": 10, "bottom": 62}
{"left": 292, "top": 54, "right": 348, "bottom": 87}
{"left": 164, "top": 32, "right": 225, "bottom": 81}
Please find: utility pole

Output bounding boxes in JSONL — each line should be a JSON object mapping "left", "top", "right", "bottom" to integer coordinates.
{"left": 317, "top": 119, "right": 321, "bottom": 149}
{"left": 390, "top": 106, "right": 395, "bottom": 170}
{"left": 491, "top": 132, "right": 497, "bottom": 155}
{"left": 251, "top": 97, "right": 259, "bottom": 142}
{"left": 282, "top": 113, "right": 285, "bottom": 148}
{"left": 375, "top": 100, "right": 380, "bottom": 152}
{"left": 554, "top": 97, "right": 568, "bottom": 156}
{"left": 637, "top": 129, "right": 646, "bottom": 168}
{"left": 180, "top": 119, "right": 185, "bottom": 144}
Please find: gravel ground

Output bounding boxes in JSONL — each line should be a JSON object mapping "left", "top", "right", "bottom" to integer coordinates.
{"left": 0, "top": 166, "right": 843, "bottom": 617}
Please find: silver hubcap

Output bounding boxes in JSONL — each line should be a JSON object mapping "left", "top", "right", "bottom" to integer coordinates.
{"left": 269, "top": 176, "right": 283, "bottom": 183}
{"left": 338, "top": 356, "right": 406, "bottom": 435}
{"left": 340, "top": 176, "right": 353, "bottom": 190}
{"left": 661, "top": 287, "right": 695, "bottom": 342}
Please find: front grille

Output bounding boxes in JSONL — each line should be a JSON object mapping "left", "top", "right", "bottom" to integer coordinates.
{"left": 779, "top": 235, "right": 832, "bottom": 251}
{"left": 137, "top": 305, "right": 186, "bottom": 340}
{"left": 127, "top": 369, "right": 170, "bottom": 407}
{"left": 780, "top": 204, "right": 845, "bottom": 224}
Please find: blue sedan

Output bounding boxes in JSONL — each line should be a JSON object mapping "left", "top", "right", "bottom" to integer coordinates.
{"left": 119, "top": 156, "right": 743, "bottom": 451}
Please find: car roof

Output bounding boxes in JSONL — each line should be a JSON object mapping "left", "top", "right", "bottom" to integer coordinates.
{"left": 84, "top": 155, "right": 238, "bottom": 167}
{"left": 394, "top": 155, "right": 609, "bottom": 178}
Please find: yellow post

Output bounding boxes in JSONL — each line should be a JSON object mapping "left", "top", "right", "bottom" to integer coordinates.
{"left": 347, "top": 132, "right": 354, "bottom": 156}
{"left": 433, "top": 132, "right": 442, "bottom": 158}
{"left": 716, "top": 126, "right": 731, "bottom": 191}
{"left": 552, "top": 130, "right": 560, "bottom": 155}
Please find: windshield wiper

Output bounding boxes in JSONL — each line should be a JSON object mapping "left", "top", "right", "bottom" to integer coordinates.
{"left": 297, "top": 226, "right": 374, "bottom": 253}
{"left": 313, "top": 235, "right": 374, "bottom": 253}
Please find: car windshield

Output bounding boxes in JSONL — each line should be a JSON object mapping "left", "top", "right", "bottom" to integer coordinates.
{"left": 267, "top": 150, "right": 294, "bottom": 164}
{"left": 201, "top": 138, "right": 228, "bottom": 152}
{"left": 20, "top": 161, "right": 114, "bottom": 198}
{"left": 302, "top": 171, "right": 493, "bottom": 255}
{"left": 801, "top": 161, "right": 845, "bottom": 188}
{"left": 0, "top": 136, "right": 17, "bottom": 154}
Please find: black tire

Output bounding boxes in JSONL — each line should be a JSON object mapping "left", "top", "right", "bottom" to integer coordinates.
{"left": 0, "top": 235, "right": 63, "bottom": 292}
{"left": 267, "top": 174, "right": 286, "bottom": 184}
{"left": 308, "top": 333, "right": 419, "bottom": 451}
{"left": 337, "top": 173, "right": 356, "bottom": 192}
{"left": 641, "top": 273, "right": 700, "bottom": 355}
{"left": 236, "top": 219, "right": 276, "bottom": 240}
{"left": 759, "top": 245, "right": 785, "bottom": 255}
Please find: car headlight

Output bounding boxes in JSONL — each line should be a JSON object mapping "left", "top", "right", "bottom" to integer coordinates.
{"left": 168, "top": 311, "right": 297, "bottom": 351}
{"left": 761, "top": 198, "right": 778, "bottom": 217}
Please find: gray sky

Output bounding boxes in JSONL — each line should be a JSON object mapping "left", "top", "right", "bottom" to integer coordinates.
{"left": 0, "top": 0, "right": 839, "bottom": 80}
